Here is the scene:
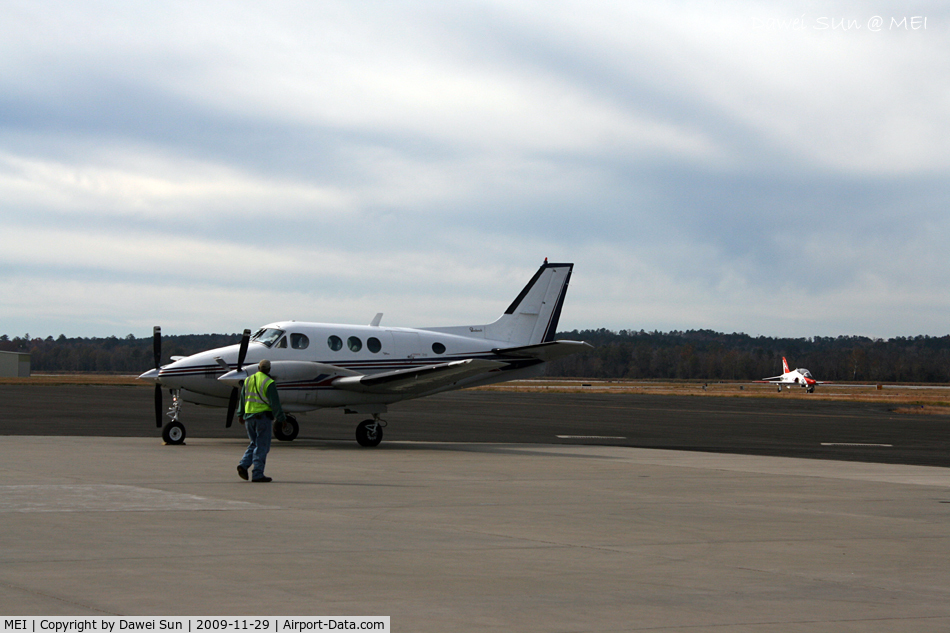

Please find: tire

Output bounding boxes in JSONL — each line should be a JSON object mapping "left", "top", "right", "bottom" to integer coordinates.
{"left": 355, "top": 419, "right": 383, "bottom": 447}
{"left": 162, "top": 421, "right": 186, "bottom": 445}
{"left": 274, "top": 415, "right": 299, "bottom": 441}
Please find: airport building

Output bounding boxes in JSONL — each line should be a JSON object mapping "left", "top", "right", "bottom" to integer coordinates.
{"left": 0, "top": 351, "right": 30, "bottom": 377}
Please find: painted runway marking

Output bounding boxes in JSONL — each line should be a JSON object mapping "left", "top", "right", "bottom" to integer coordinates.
{"left": 0, "top": 484, "right": 276, "bottom": 512}
{"left": 556, "top": 435, "right": 626, "bottom": 440}
{"left": 821, "top": 442, "right": 893, "bottom": 447}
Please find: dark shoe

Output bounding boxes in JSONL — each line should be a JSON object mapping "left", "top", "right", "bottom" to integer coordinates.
{"left": 237, "top": 465, "right": 249, "bottom": 481}
{"left": 251, "top": 476, "right": 272, "bottom": 483}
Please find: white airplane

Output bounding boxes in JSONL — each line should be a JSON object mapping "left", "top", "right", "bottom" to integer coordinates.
{"left": 756, "top": 357, "right": 823, "bottom": 393}
{"left": 139, "top": 260, "right": 591, "bottom": 446}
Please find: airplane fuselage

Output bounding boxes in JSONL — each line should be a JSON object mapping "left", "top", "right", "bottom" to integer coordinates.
{"left": 148, "top": 321, "right": 546, "bottom": 411}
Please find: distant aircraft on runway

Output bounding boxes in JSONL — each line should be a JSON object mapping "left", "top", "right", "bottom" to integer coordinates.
{"left": 756, "top": 357, "right": 824, "bottom": 393}
{"left": 139, "top": 260, "right": 591, "bottom": 447}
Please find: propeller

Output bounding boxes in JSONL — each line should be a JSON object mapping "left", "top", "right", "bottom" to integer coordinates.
{"left": 153, "top": 326, "right": 163, "bottom": 428}
{"left": 225, "top": 329, "right": 252, "bottom": 428}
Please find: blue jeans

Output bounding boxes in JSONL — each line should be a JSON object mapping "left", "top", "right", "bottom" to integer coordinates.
{"left": 239, "top": 413, "right": 273, "bottom": 479}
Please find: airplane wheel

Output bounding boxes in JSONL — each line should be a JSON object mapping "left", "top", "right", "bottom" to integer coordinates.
{"left": 807, "top": 386, "right": 815, "bottom": 393}
{"left": 356, "top": 420, "right": 383, "bottom": 447}
{"left": 777, "top": 386, "right": 782, "bottom": 393}
{"left": 275, "top": 415, "right": 299, "bottom": 441}
{"left": 162, "top": 421, "right": 186, "bottom": 445}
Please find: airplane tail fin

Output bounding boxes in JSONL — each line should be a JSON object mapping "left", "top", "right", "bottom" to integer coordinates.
{"left": 486, "top": 261, "right": 573, "bottom": 345}
{"left": 782, "top": 357, "right": 790, "bottom": 374}
{"left": 430, "top": 261, "right": 573, "bottom": 346}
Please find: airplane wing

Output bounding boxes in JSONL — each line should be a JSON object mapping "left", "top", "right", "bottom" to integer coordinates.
{"left": 755, "top": 376, "right": 786, "bottom": 383}
{"left": 332, "top": 358, "right": 507, "bottom": 394}
{"left": 492, "top": 340, "right": 594, "bottom": 362}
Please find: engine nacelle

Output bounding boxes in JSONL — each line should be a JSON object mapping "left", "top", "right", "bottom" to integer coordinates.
{"left": 218, "top": 360, "right": 360, "bottom": 386}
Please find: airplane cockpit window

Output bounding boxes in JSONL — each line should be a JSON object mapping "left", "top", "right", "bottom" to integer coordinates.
{"left": 367, "top": 337, "right": 381, "bottom": 353}
{"left": 432, "top": 342, "right": 446, "bottom": 354}
{"left": 275, "top": 337, "right": 287, "bottom": 349}
{"left": 290, "top": 333, "right": 309, "bottom": 350}
{"left": 800, "top": 369, "right": 812, "bottom": 377}
{"left": 251, "top": 328, "right": 285, "bottom": 348}
{"left": 328, "top": 335, "right": 343, "bottom": 351}
{"left": 347, "top": 336, "right": 362, "bottom": 352}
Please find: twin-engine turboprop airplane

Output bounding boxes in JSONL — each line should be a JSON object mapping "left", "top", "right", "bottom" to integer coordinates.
{"left": 138, "top": 261, "right": 591, "bottom": 446}
{"left": 756, "top": 356, "right": 824, "bottom": 393}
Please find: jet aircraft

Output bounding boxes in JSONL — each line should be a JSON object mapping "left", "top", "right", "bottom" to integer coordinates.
{"left": 139, "top": 261, "right": 591, "bottom": 446}
{"left": 756, "top": 357, "right": 823, "bottom": 393}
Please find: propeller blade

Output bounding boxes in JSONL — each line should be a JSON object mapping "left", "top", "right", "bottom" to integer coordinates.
{"left": 154, "top": 384, "right": 163, "bottom": 428}
{"left": 153, "top": 326, "right": 163, "bottom": 428}
{"left": 226, "top": 329, "right": 252, "bottom": 428}
{"left": 237, "top": 328, "right": 250, "bottom": 367}
{"left": 226, "top": 389, "right": 238, "bottom": 428}
{"left": 153, "top": 326, "right": 161, "bottom": 369}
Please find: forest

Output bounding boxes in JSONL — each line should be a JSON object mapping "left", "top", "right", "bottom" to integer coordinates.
{"left": 3, "top": 329, "right": 950, "bottom": 383}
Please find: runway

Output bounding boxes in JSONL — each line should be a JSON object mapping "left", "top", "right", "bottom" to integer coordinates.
{"left": 2, "top": 386, "right": 950, "bottom": 630}
{"left": 4, "top": 385, "right": 950, "bottom": 467}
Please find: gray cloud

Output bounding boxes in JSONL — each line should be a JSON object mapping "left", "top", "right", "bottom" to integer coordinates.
{"left": 1, "top": 1, "right": 948, "bottom": 339}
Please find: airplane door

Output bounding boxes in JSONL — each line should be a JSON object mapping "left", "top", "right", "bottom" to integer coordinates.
{"left": 391, "top": 331, "right": 423, "bottom": 360}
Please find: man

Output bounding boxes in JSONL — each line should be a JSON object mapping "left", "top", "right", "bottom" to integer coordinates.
{"left": 236, "top": 359, "right": 286, "bottom": 483}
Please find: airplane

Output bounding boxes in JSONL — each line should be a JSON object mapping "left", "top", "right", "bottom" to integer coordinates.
{"left": 756, "top": 357, "right": 823, "bottom": 393}
{"left": 138, "top": 260, "right": 592, "bottom": 447}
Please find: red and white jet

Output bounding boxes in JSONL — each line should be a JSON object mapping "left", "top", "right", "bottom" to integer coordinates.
{"left": 757, "top": 357, "right": 823, "bottom": 393}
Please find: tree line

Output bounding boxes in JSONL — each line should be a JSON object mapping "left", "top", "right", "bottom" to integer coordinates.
{"left": 3, "top": 329, "right": 950, "bottom": 383}
{"left": 546, "top": 329, "right": 950, "bottom": 383}
{"left": 0, "top": 333, "right": 242, "bottom": 373}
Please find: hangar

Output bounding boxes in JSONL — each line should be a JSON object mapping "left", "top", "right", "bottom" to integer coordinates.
{"left": 0, "top": 351, "right": 30, "bottom": 377}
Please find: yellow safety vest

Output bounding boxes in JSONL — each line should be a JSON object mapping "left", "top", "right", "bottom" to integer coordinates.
{"left": 243, "top": 372, "right": 274, "bottom": 415}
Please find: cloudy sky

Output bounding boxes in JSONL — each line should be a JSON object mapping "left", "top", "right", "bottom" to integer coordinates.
{"left": 2, "top": 1, "right": 948, "bottom": 339}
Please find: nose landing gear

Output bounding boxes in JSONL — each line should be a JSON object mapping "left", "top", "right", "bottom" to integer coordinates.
{"left": 162, "top": 389, "right": 186, "bottom": 445}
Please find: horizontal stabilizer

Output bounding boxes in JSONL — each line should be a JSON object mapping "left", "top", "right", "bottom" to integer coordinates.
{"left": 492, "top": 340, "right": 593, "bottom": 362}
{"left": 333, "top": 359, "right": 506, "bottom": 394}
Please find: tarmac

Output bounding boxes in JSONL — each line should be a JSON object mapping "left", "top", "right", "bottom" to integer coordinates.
{"left": 2, "top": 433, "right": 950, "bottom": 631}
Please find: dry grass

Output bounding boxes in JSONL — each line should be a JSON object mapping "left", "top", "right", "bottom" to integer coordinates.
{"left": 474, "top": 379, "right": 950, "bottom": 411}
{"left": 4, "top": 375, "right": 950, "bottom": 413}
{"left": 0, "top": 374, "right": 144, "bottom": 386}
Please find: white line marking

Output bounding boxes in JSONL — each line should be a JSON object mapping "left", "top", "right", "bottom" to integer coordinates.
{"left": 821, "top": 443, "right": 893, "bottom": 447}
{"left": 556, "top": 435, "right": 627, "bottom": 440}
{"left": 0, "top": 484, "right": 276, "bottom": 512}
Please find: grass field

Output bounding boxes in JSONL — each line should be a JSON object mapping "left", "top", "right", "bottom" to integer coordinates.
{"left": 5, "top": 374, "right": 950, "bottom": 414}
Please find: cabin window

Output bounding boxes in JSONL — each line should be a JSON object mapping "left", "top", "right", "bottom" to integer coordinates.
{"left": 432, "top": 342, "right": 446, "bottom": 354}
{"left": 290, "top": 333, "right": 309, "bottom": 350}
{"left": 251, "top": 328, "right": 284, "bottom": 348}
{"left": 367, "top": 337, "right": 382, "bottom": 353}
{"left": 327, "top": 335, "right": 343, "bottom": 351}
{"left": 347, "top": 336, "right": 362, "bottom": 352}
{"left": 275, "top": 337, "right": 287, "bottom": 349}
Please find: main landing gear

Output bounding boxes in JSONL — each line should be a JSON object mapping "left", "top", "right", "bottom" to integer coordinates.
{"left": 274, "top": 414, "right": 300, "bottom": 441}
{"left": 355, "top": 415, "right": 386, "bottom": 447}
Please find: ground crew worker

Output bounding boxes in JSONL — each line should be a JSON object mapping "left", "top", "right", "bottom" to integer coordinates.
{"left": 236, "top": 359, "right": 285, "bottom": 482}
